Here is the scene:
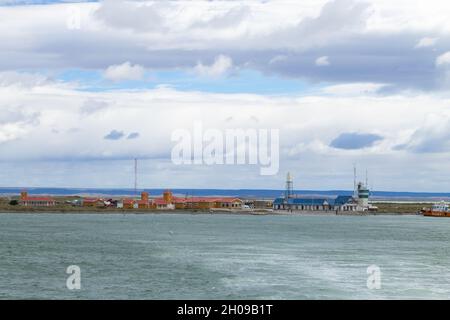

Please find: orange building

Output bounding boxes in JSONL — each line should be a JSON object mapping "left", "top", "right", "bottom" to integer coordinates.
{"left": 153, "top": 198, "right": 175, "bottom": 210}
{"left": 137, "top": 191, "right": 150, "bottom": 208}
{"left": 119, "top": 192, "right": 151, "bottom": 209}
{"left": 122, "top": 198, "right": 135, "bottom": 209}
{"left": 19, "top": 191, "right": 56, "bottom": 207}
{"left": 182, "top": 197, "right": 242, "bottom": 209}
{"left": 149, "top": 190, "right": 176, "bottom": 209}
{"left": 152, "top": 190, "right": 242, "bottom": 210}
{"left": 213, "top": 198, "right": 243, "bottom": 209}
{"left": 82, "top": 198, "right": 104, "bottom": 207}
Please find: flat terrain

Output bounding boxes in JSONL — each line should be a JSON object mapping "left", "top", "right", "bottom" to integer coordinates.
{"left": 374, "top": 202, "right": 428, "bottom": 214}
{"left": 0, "top": 196, "right": 430, "bottom": 214}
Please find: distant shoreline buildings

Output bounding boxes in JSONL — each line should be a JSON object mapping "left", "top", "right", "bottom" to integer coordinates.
{"left": 12, "top": 171, "right": 376, "bottom": 213}
{"left": 273, "top": 172, "right": 376, "bottom": 212}
{"left": 15, "top": 189, "right": 244, "bottom": 211}
{"left": 74, "top": 190, "right": 243, "bottom": 210}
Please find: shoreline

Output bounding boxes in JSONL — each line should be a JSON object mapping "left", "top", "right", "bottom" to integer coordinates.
{"left": 1, "top": 197, "right": 427, "bottom": 216}
{"left": 0, "top": 208, "right": 421, "bottom": 216}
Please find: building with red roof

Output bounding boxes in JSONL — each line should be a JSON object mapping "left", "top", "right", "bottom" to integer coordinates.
{"left": 152, "top": 190, "right": 242, "bottom": 210}
{"left": 82, "top": 197, "right": 105, "bottom": 207}
{"left": 117, "top": 192, "right": 152, "bottom": 209}
{"left": 19, "top": 191, "right": 56, "bottom": 207}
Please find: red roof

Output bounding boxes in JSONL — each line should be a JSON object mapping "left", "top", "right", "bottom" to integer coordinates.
{"left": 154, "top": 199, "right": 170, "bottom": 205}
{"left": 157, "top": 196, "right": 241, "bottom": 204}
{"left": 21, "top": 197, "right": 55, "bottom": 202}
{"left": 185, "top": 197, "right": 241, "bottom": 203}
{"left": 122, "top": 199, "right": 135, "bottom": 204}
{"left": 121, "top": 199, "right": 151, "bottom": 205}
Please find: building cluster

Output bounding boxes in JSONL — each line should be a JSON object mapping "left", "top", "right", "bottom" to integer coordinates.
{"left": 15, "top": 171, "right": 375, "bottom": 213}
{"left": 105, "top": 190, "right": 241, "bottom": 210}
{"left": 17, "top": 190, "right": 243, "bottom": 210}
{"left": 273, "top": 173, "right": 376, "bottom": 212}
{"left": 82, "top": 190, "right": 243, "bottom": 210}
{"left": 273, "top": 195, "right": 357, "bottom": 211}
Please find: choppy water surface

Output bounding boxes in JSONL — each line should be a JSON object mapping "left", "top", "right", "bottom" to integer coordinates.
{"left": 1, "top": 213, "right": 450, "bottom": 299}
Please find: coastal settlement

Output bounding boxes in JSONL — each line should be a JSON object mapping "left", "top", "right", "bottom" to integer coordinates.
{"left": 4, "top": 173, "right": 380, "bottom": 213}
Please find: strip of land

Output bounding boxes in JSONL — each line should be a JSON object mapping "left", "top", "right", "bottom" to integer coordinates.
{"left": 0, "top": 196, "right": 427, "bottom": 215}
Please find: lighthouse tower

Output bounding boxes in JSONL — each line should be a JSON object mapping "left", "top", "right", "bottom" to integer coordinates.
{"left": 285, "top": 172, "right": 294, "bottom": 200}
{"left": 357, "top": 182, "right": 370, "bottom": 208}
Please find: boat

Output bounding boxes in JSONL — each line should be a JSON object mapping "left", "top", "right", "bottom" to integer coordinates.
{"left": 423, "top": 201, "right": 450, "bottom": 217}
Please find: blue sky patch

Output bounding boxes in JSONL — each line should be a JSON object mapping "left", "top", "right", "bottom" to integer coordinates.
{"left": 54, "top": 68, "right": 316, "bottom": 95}
{"left": 330, "top": 132, "right": 383, "bottom": 150}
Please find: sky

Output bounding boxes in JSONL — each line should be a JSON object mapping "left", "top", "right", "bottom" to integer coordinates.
{"left": 1, "top": 0, "right": 450, "bottom": 191}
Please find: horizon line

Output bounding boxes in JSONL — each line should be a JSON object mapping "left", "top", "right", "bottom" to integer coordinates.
{"left": 1, "top": 186, "right": 450, "bottom": 195}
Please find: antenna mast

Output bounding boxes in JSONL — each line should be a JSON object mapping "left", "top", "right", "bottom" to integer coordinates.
{"left": 134, "top": 158, "right": 138, "bottom": 194}
{"left": 365, "top": 169, "right": 368, "bottom": 187}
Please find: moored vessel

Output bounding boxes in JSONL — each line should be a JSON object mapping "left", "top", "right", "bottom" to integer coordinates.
{"left": 423, "top": 201, "right": 450, "bottom": 217}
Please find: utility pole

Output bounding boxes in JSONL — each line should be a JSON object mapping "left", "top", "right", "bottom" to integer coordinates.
{"left": 134, "top": 158, "right": 138, "bottom": 195}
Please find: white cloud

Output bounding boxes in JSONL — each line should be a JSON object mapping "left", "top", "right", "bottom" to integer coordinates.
{"left": 3, "top": 2, "right": 450, "bottom": 190}
{"left": 435, "top": 52, "right": 450, "bottom": 66}
{"left": 0, "top": 71, "right": 50, "bottom": 88}
{"left": 194, "top": 55, "right": 233, "bottom": 77}
{"left": 103, "top": 62, "right": 145, "bottom": 82}
{"left": 94, "top": 0, "right": 167, "bottom": 32}
{"left": 2, "top": 74, "right": 450, "bottom": 190}
{"left": 415, "top": 37, "right": 437, "bottom": 48}
{"left": 80, "top": 99, "right": 109, "bottom": 115}
{"left": 315, "top": 56, "right": 330, "bottom": 66}
{"left": 0, "top": 1, "right": 448, "bottom": 91}
{"left": 0, "top": 105, "right": 40, "bottom": 144}
{"left": 395, "top": 113, "right": 450, "bottom": 153}
{"left": 322, "top": 82, "right": 388, "bottom": 95}
{"left": 269, "top": 55, "right": 287, "bottom": 65}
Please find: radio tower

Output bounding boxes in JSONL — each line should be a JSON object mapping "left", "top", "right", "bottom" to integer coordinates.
{"left": 134, "top": 158, "right": 138, "bottom": 195}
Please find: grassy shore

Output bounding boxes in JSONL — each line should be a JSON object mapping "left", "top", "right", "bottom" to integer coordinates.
{"left": 374, "top": 202, "right": 428, "bottom": 214}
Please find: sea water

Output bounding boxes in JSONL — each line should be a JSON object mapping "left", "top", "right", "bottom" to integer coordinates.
{"left": 1, "top": 213, "right": 450, "bottom": 299}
